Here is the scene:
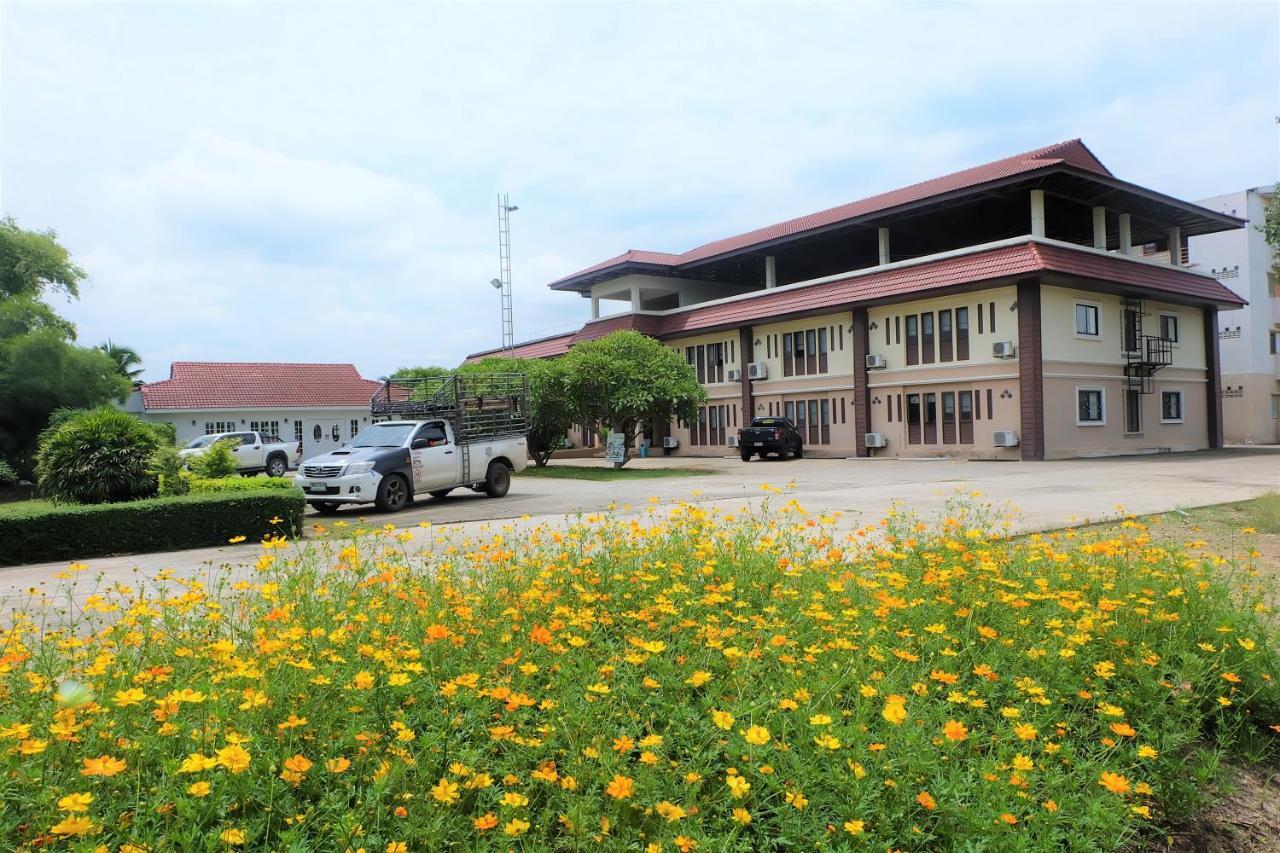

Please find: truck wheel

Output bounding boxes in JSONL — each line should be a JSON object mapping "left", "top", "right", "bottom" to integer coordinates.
{"left": 778, "top": 445, "right": 791, "bottom": 460}
{"left": 313, "top": 501, "right": 340, "bottom": 515}
{"left": 375, "top": 474, "right": 409, "bottom": 512}
{"left": 739, "top": 450, "right": 752, "bottom": 462}
{"left": 265, "top": 454, "right": 287, "bottom": 478}
{"left": 794, "top": 444, "right": 804, "bottom": 459}
{"left": 429, "top": 488, "right": 453, "bottom": 500}
{"left": 483, "top": 462, "right": 511, "bottom": 498}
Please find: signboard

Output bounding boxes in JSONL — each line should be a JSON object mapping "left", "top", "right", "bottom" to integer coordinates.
{"left": 605, "top": 431, "right": 627, "bottom": 464}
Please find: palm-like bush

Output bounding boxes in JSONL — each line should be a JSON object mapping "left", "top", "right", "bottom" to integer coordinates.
{"left": 35, "top": 407, "right": 160, "bottom": 503}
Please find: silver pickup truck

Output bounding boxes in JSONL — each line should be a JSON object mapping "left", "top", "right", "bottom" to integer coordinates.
{"left": 180, "top": 431, "right": 301, "bottom": 477}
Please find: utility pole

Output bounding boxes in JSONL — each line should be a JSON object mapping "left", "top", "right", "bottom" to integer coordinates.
{"left": 496, "top": 194, "right": 518, "bottom": 354}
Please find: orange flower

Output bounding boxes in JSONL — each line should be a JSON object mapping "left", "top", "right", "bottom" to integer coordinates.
{"left": 529, "top": 625, "right": 553, "bottom": 645}
{"left": 1000, "top": 813, "right": 1018, "bottom": 825}
{"left": 942, "top": 720, "right": 969, "bottom": 742}
{"left": 917, "top": 791, "right": 937, "bottom": 811}
{"left": 1099, "top": 771, "right": 1130, "bottom": 795}
{"left": 473, "top": 813, "right": 499, "bottom": 831}
{"left": 81, "top": 755, "right": 127, "bottom": 777}
{"left": 605, "top": 774, "right": 634, "bottom": 800}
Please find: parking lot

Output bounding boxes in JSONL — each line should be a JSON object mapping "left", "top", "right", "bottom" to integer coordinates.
{"left": 4, "top": 448, "right": 1278, "bottom": 609}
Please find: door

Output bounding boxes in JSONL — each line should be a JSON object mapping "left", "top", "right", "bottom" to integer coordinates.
{"left": 228, "top": 432, "right": 262, "bottom": 469}
{"left": 409, "top": 422, "right": 457, "bottom": 491}
{"left": 307, "top": 421, "right": 345, "bottom": 458}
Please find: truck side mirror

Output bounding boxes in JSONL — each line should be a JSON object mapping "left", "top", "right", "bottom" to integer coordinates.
{"left": 411, "top": 438, "right": 430, "bottom": 449}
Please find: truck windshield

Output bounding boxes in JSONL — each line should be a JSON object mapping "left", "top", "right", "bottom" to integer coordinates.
{"left": 348, "top": 423, "right": 415, "bottom": 447}
{"left": 185, "top": 435, "right": 221, "bottom": 449}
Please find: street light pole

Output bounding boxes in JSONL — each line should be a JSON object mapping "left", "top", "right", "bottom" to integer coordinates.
{"left": 496, "top": 194, "right": 518, "bottom": 355}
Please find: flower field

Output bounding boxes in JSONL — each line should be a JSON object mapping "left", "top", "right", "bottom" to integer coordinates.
{"left": 2, "top": 498, "right": 1278, "bottom": 851}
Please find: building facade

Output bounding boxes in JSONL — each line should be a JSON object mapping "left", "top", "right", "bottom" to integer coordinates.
{"left": 1187, "top": 186, "right": 1278, "bottom": 444}
{"left": 470, "top": 140, "right": 1246, "bottom": 460}
{"left": 126, "top": 362, "right": 384, "bottom": 459}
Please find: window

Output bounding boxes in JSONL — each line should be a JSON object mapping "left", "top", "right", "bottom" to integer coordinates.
{"left": 905, "top": 315, "right": 919, "bottom": 366}
{"left": 350, "top": 419, "right": 360, "bottom": 438}
{"left": 922, "top": 393, "right": 937, "bottom": 443}
{"left": 921, "top": 313, "right": 935, "bottom": 364}
{"left": 1160, "top": 390, "right": 1183, "bottom": 423}
{"left": 989, "top": 302, "right": 996, "bottom": 334}
{"left": 1124, "top": 389, "right": 1142, "bottom": 434}
{"left": 1122, "top": 306, "right": 1139, "bottom": 353}
{"left": 1075, "top": 303, "right": 1100, "bottom": 337}
{"left": 958, "top": 391, "right": 974, "bottom": 443}
{"left": 1159, "top": 314, "right": 1179, "bottom": 343}
{"left": 313, "top": 424, "right": 323, "bottom": 441}
{"left": 294, "top": 421, "right": 303, "bottom": 444}
{"left": 941, "top": 391, "right": 956, "bottom": 444}
{"left": 939, "top": 309, "right": 953, "bottom": 362}
{"left": 1077, "top": 388, "right": 1105, "bottom": 425}
{"left": 249, "top": 420, "right": 280, "bottom": 436}
{"left": 955, "top": 307, "right": 969, "bottom": 361}
{"left": 204, "top": 420, "right": 236, "bottom": 434}
{"left": 1270, "top": 330, "right": 1280, "bottom": 355}
{"left": 1272, "top": 395, "right": 1279, "bottom": 420}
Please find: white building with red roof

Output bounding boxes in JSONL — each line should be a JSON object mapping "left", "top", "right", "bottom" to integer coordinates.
{"left": 126, "top": 362, "right": 383, "bottom": 458}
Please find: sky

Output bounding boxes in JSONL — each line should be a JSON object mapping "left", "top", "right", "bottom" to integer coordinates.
{"left": 2, "top": 1, "right": 1277, "bottom": 382}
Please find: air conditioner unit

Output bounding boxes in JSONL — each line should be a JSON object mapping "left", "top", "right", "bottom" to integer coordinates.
{"left": 865, "top": 354, "right": 887, "bottom": 370}
{"left": 662, "top": 436, "right": 680, "bottom": 449}
{"left": 727, "top": 434, "right": 740, "bottom": 448}
{"left": 993, "top": 430, "right": 1020, "bottom": 447}
{"left": 864, "top": 432, "right": 888, "bottom": 448}
{"left": 747, "top": 362, "right": 768, "bottom": 380}
{"left": 727, "top": 368, "right": 742, "bottom": 382}
{"left": 993, "top": 341, "right": 1016, "bottom": 359}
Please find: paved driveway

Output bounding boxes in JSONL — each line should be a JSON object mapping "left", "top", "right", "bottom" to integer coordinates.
{"left": 3, "top": 449, "right": 1278, "bottom": 610}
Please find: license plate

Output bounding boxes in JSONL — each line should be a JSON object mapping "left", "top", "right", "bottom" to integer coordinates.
{"left": 307, "top": 483, "right": 328, "bottom": 493}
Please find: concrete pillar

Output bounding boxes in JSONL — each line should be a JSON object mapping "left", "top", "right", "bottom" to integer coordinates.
{"left": 852, "top": 309, "right": 870, "bottom": 457}
{"left": 738, "top": 327, "right": 754, "bottom": 427}
{"left": 1016, "top": 279, "right": 1045, "bottom": 461}
{"left": 591, "top": 295, "right": 600, "bottom": 320}
{"left": 878, "top": 227, "right": 891, "bottom": 265}
{"left": 1168, "top": 226, "right": 1182, "bottom": 265}
{"left": 765, "top": 256, "right": 777, "bottom": 289}
{"left": 1092, "top": 207, "right": 1107, "bottom": 250}
{"left": 1118, "top": 213, "right": 1132, "bottom": 255}
{"left": 1030, "top": 189, "right": 1046, "bottom": 238}
{"left": 630, "top": 286, "right": 641, "bottom": 312}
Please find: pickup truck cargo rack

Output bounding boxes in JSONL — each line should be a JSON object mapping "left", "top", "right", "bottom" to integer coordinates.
{"left": 370, "top": 374, "right": 529, "bottom": 445}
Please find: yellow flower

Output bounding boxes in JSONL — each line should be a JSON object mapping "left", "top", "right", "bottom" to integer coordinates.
{"left": 431, "top": 778, "right": 460, "bottom": 805}
{"left": 942, "top": 720, "right": 969, "bottom": 742}
{"left": 809, "top": 714, "right": 832, "bottom": 726}
{"left": 882, "top": 696, "right": 908, "bottom": 725}
{"left": 352, "top": 671, "right": 375, "bottom": 690}
{"left": 57, "top": 792, "right": 93, "bottom": 813}
{"left": 187, "top": 781, "right": 212, "bottom": 797}
{"left": 81, "top": 755, "right": 127, "bottom": 777}
{"left": 113, "top": 688, "right": 146, "bottom": 707}
{"left": 215, "top": 745, "right": 251, "bottom": 774}
{"left": 283, "top": 754, "right": 312, "bottom": 774}
{"left": 500, "top": 791, "right": 529, "bottom": 808}
{"left": 1137, "top": 745, "right": 1159, "bottom": 759}
{"left": 742, "top": 725, "right": 770, "bottom": 746}
{"left": 387, "top": 843, "right": 407, "bottom": 853}
{"left": 785, "top": 790, "right": 808, "bottom": 810}
{"left": 605, "top": 774, "right": 634, "bottom": 799}
{"left": 813, "top": 734, "right": 841, "bottom": 750}
{"left": 50, "top": 816, "right": 94, "bottom": 836}
{"left": 19, "top": 738, "right": 48, "bottom": 755}
{"left": 843, "top": 820, "right": 865, "bottom": 835}
{"left": 504, "top": 818, "right": 530, "bottom": 836}
{"left": 656, "top": 801, "right": 687, "bottom": 822}
{"left": 219, "top": 828, "right": 247, "bottom": 845}
{"left": 726, "top": 774, "right": 751, "bottom": 799}
{"left": 1099, "top": 771, "right": 1130, "bottom": 795}
{"left": 710, "top": 709, "right": 735, "bottom": 730}
{"left": 180, "top": 753, "right": 218, "bottom": 773}
{"left": 732, "top": 807, "right": 752, "bottom": 825}
{"left": 326, "top": 757, "right": 352, "bottom": 773}
{"left": 1014, "top": 723, "right": 1038, "bottom": 741}
{"left": 686, "top": 671, "right": 713, "bottom": 687}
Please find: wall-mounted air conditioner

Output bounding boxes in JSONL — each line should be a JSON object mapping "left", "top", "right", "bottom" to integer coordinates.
{"left": 727, "top": 434, "right": 739, "bottom": 448}
{"left": 993, "top": 341, "right": 1016, "bottom": 359}
{"left": 727, "top": 368, "right": 742, "bottom": 382}
{"left": 865, "top": 354, "right": 887, "bottom": 370}
{"left": 747, "top": 362, "right": 768, "bottom": 380}
{"left": 864, "top": 432, "right": 888, "bottom": 448}
{"left": 993, "top": 430, "right": 1020, "bottom": 447}
{"left": 662, "top": 436, "right": 680, "bottom": 449}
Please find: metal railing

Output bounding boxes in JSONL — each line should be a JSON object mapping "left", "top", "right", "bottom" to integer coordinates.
{"left": 370, "top": 374, "right": 529, "bottom": 443}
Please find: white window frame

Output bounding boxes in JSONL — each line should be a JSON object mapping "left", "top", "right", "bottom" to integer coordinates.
{"left": 1075, "top": 386, "right": 1106, "bottom": 426}
{"left": 1074, "top": 300, "right": 1102, "bottom": 340}
{"left": 1160, "top": 388, "right": 1184, "bottom": 424}
{"left": 1158, "top": 312, "right": 1180, "bottom": 345}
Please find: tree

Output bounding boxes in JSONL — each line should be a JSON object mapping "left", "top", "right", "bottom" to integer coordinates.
{"left": 460, "top": 356, "right": 574, "bottom": 468}
{"left": 390, "top": 365, "right": 453, "bottom": 381}
{"left": 559, "top": 330, "right": 706, "bottom": 468}
{"left": 35, "top": 407, "right": 161, "bottom": 504}
{"left": 0, "top": 216, "right": 85, "bottom": 300}
{"left": 98, "top": 339, "right": 144, "bottom": 381}
{"left": 1261, "top": 184, "right": 1280, "bottom": 278}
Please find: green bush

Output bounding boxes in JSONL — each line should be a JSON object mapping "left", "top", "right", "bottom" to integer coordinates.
{"left": 187, "top": 475, "right": 300, "bottom": 494}
{"left": 187, "top": 438, "right": 240, "bottom": 479}
{"left": 0, "top": 488, "right": 304, "bottom": 565}
{"left": 0, "top": 459, "right": 16, "bottom": 487}
{"left": 35, "top": 407, "right": 160, "bottom": 503}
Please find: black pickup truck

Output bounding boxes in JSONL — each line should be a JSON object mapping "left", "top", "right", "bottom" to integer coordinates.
{"left": 737, "top": 417, "right": 804, "bottom": 461}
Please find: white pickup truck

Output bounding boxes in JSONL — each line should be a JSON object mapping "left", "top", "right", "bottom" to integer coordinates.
{"left": 295, "top": 420, "right": 527, "bottom": 513}
{"left": 180, "top": 431, "right": 302, "bottom": 478}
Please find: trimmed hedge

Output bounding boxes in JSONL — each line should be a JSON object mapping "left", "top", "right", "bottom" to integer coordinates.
{"left": 187, "top": 475, "right": 301, "bottom": 495}
{"left": 0, "top": 489, "right": 304, "bottom": 566}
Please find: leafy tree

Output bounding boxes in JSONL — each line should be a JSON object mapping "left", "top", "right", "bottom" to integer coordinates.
{"left": 187, "top": 439, "right": 240, "bottom": 479}
{"left": 0, "top": 216, "right": 85, "bottom": 300}
{"left": 390, "top": 365, "right": 453, "bottom": 381}
{"left": 35, "top": 407, "right": 160, "bottom": 504}
{"left": 559, "top": 331, "right": 706, "bottom": 468}
{"left": 98, "top": 339, "right": 144, "bottom": 380}
{"left": 1261, "top": 184, "right": 1280, "bottom": 278}
{"left": 460, "top": 356, "right": 573, "bottom": 468}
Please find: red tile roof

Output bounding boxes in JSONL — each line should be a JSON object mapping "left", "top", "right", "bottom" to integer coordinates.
{"left": 141, "top": 362, "right": 382, "bottom": 410}
{"left": 463, "top": 332, "right": 578, "bottom": 363}
{"left": 551, "top": 139, "right": 1112, "bottom": 288}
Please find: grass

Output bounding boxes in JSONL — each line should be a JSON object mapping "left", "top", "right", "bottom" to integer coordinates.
{"left": 520, "top": 464, "right": 716, "bottom": 481}
{"left": 0, "top": 498, "right": 55, "bottom": 518}
{"left": 1, "top": 496, "right": 1277, "bottom": 850}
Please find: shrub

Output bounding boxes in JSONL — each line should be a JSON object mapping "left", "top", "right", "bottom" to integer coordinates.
{"left": 0, "top": 488, "right": 303, "bottom": 565}
{"left": 0, "top": 501, "right": 1275, "bottom": 849}
{"left": 0, "top": 458, "right": 16, "bottom": 487}
{"left": 187, "top": 438, "right": 239, "bottom": 479}
{"left": 149, "top": 444, "right": 188, "bottom": 497}
{"left": 187, "top": 475, "right": 300, "bottom": 494}
{"left": 35, "top": 407, "right": 160, "bottom": 503}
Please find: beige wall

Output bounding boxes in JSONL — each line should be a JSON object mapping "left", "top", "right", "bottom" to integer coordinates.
{"left": 751, "top": 311, "right": 856, "bottom": 383}
{"left": 1039, "top": 285, "right": 1205, "bottom": 369}
{"left": 1221, "top": 373, "right": 1280, "bottom": 445}
{"left": 1041, "top": 368, "right": 1209, "bottom": 457}
{"left": 866, "top": 377, "right": 1021, "bottom": 459}
{"left": 867, "top": 286, "right": 1017, "bottom": 370}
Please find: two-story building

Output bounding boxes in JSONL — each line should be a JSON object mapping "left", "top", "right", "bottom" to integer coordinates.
{"left": 468, "top": 140, "right": 1246, "bottom": 460}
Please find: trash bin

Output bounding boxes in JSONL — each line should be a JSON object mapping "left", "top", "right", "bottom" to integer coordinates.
{"left": 639, "top": 445, "right": 649, "bottom": 458}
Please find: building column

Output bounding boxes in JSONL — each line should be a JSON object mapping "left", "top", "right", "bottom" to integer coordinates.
{"left": 739, "top": 327, "right": 754, "bottom": 426}
{"left": 1118, "top": 214, "right": 1133, "bottom": 255}
{"left": 878, "top": 227, "right": 891, "bottom": 265}
{"left": 1030, "top": 189, "right": 1046, "bottom": 238}
{"left": 630, "top": 285, "right": 641, "bottom": 312}
{"left": 1204, "top": 306, "right": 1223, "bottom": 449}
{"left": 1092, "top": 206, "right": 1107, "bottom": 250}
{"left": 1016, "top": 279, "right": 1045, "bottom": 461}
{"left": 765, "top": 256, "right": 777, "bottom": 289}
{"left": 1168, "top": 226, "right": 1182, "bottom": 265}
{"left": 591, "top": 295, "right": 601, "bottom": 320}
{"left": 852, "top": 308, "right": 870, "bottom": 457}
